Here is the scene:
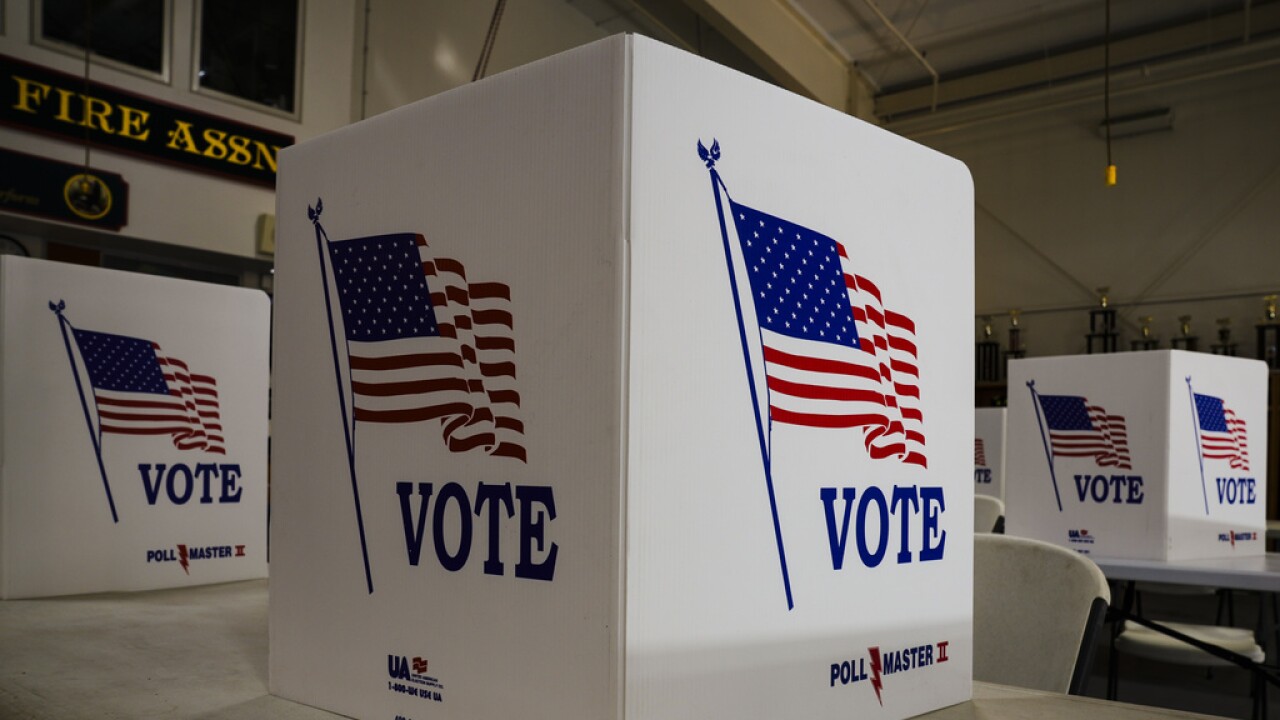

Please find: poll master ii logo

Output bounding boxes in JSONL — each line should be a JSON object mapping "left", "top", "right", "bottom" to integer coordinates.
{"left": 701, "top": 142, "right": 944, "bottom": 611}
{"left": 829, "top": 640, "right": 950, "bottom": 705}
{"left": 49, "top": 300, "right": 237, "bottom": 524}
{"left": 308, "top": 200, "right": 549, "bottom": 595}
{"left": 1027, "top": 381, "right": 1143, "bottom": 513}
{"left": 1187, "top": 377, "right": 1256, "bottom": 518}
{"left": 146, "top": 542, "right": 248, "bottom": 574}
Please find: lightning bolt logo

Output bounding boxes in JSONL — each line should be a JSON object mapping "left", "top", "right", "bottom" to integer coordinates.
{"left": 868, "top": 646, "right": 883, "bottom": 706}
{"left": 177, "top": 544, "right": 190, "bottom": 574}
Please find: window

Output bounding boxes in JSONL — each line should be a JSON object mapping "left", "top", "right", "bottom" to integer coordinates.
{"left": 194, "top": 0, "right": 302, "bottom": 117}
{"left": 35, "top": 0, "right": 170, "bottom": 81}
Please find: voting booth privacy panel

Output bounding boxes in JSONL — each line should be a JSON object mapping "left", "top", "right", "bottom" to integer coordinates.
{"left": 270, "top": 35, "right": 974, "bottom": 720}
{"left": 0, "top": 256, "right": 269, "bottom": 599}
{"left": 1006, "top": 352, "right": 1267, "bottom": 561}
{"left": 975, "top": 408, "right": 1006, "bottom": 500}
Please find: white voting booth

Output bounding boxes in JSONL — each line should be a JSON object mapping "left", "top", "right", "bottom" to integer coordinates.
{"left": 270, "top": 35, "right": 974, "bottom": 719}
{"left": 1006, "top": 351, "right": 1267, "bottom": 561}
{"left": 975, "top": 408, "right": 1006, "bottom": 500}
{"left": 0, "top": 257, "right": 269, "bottom": 599}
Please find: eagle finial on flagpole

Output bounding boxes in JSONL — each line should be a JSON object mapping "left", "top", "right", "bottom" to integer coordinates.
{"left": 308, "top": 197, "right": 324, "bottom": 225}
{"left": 48, "top": 299, "right": 66, "bottom": 315}
{"left": 697, "top": 139, "right": 721, "bottom": 168}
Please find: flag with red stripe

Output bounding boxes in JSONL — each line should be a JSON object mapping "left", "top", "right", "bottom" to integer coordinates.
{"left": 325, "top": 232, "right": 525, "bottom": 461}
{"left": 1194, "top": 392, "right": 1249, "bottom": 471}
{"left": 70, "top": 329, "right": 224, "bottom": 453}
{"left": 1036, "top": 394, "right": 1131, "bottom": 469}
{"left": 728, "top": 199, "right": 926, "bottom": 467}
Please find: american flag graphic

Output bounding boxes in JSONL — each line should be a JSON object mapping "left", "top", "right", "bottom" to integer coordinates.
{"left": 730, "top": 200, "right": 926, "bottom": 467}
{"left": 326, "top": 232, "right": 525, "bottom": 461}
{"left": 71, "top": 329, "right": 224, "bottom": 453}
{"left": 1194, "top": 393, "right": 1249, "bottom": 471}
{"left": 1037, "top": 394, "right": 1131, "bottom": 469}
{"left": 975, "top": 438, "right": 987, "bottom": 467}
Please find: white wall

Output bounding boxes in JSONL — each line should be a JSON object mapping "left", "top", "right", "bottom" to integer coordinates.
{"left": 917, "top": 61, "right": 1280, "bottom": 360}
{"left": 357, "top": 0, "right": 610, "bottom": 120}
{"left": 0, "top": 0, "right": 619, "bottom": 261}
{"left": 0, "top": 1, "right": 358, "bottom": 259}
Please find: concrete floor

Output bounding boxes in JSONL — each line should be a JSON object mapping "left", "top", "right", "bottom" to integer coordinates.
{"left": 0, "top": 579, "right": 1269, "bottom": 719}
{"left": 0, "top": 579, "right": 343, "bottom": 719}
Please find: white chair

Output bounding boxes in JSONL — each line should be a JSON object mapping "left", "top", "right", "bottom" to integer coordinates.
{"left": 974, "top": 534, "right": 1111, "bottom": 694}
{"left": 1110, "top": 589, "right": 1265, "bottom": 717}
{"left": 974, "top": 495, "right": 1004, "bottom": 534}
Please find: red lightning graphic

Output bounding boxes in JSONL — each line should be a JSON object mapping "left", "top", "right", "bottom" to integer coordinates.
{"left": 177, "top": 544, "right": 190, "bottom": 574}
{"left": 868, "top": 646, "right": 883, "bottom": 706}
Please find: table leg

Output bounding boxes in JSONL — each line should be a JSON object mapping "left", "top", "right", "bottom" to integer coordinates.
{"left": 1108, "top": 580, "right": 1136, "bottom": 701}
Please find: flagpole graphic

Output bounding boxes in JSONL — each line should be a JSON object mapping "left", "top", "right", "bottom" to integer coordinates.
{"left": 701, "top": 140, "right": 928, "bottom": 610}
{"left": 310, "top": 199, "right": 527, "bottom": 594}
{"left": 703, "top": 140, "right": 793, "bottom": 611}
{"left": 310, "top": 199, "right": 375, "bottom": 594}
{"left": 1027, "top": 381, "right": 1063, "bottom": 512}
{"left": 1186, "top": 376, "right": 1211, "bottom": 516}
{"left": 50, "top": 299, "right": 118, "bottom": 523}
{"left": 1186, "top": 378, "right": 1250, "bottom": 516}
{"left": 1029, "top": 383, "right": 1133, "bottom": 513}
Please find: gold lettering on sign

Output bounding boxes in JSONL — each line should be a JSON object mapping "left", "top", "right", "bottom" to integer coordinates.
{"left": 117, "top": 105, "right": 150, "bottom": 141}
{"left": 201, "top": 128, "right": 229, "bottom": 160}
{"left": 252, "top": 140, "right": 279, "bottom": 173}
{"left": 10, "top": 66, "right": 281, "bottom": 177}
{"left": 12, "top": 74, "right": 153, "bottom": 144}
{"left": 12, "top": 75, "right": 51, "bottom": 113}
{"left": 227, "top": 134, "right": 252, "bottom": 165}
{"left": 166, "top": 120, "right": 202, "bottom": 155}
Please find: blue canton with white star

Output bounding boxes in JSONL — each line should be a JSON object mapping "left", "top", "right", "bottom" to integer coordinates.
{"left": 329, "top": 233, "right": 441, "bottom": 342}
{"left": 71, "top": 329, "right": 170, "bottom": 394}
{"left": 1039, "top": 395, "right": 1094, "bottom": 431}
{"left": 730, "top": 201, "right": 859, "bottom": 349}
{"left": 1194, "top": 394, "right": 1228, "bottom": 432}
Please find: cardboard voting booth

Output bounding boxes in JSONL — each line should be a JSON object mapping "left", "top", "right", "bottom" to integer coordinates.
{"left": 270, "top": 35, "right": 974, "bottom": 719}
{"left": 1006, "top": 351, "right": 1267, "bottom": 560}
{"left": 0, "top": 256, "right": 269, "bottom": 599}
{"left": 974, "top": 408, "right": 1006, "bottom": 500}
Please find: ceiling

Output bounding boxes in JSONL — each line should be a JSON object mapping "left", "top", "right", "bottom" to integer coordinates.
{"left": 565, "top": 0, "right": 1280, "bottom": 127}
{"left": 792, "top": 0, "right": 1259, "bottom": 90}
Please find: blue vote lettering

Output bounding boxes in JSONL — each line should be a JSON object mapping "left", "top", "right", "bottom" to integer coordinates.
{"left": 1216, "top": 477, "right": 1256, "bottom": 505}
{"left": 1073, "top": 474, "right": 1144, "bottom": 504}
{"left": 138, "top": 463, "right": 243, "bottom": 505}
{"left": 821, "top": 484, "right": 946, "bottom": 570}
{"left": 396, "top": 481, "right": 557, "bottom": 581}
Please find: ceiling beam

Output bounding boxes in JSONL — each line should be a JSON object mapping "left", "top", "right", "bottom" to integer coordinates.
{"left": 682, "top": 0, "right": 876, "bottom": 120}
{"left": 877, "top": 2, "right": 1280, "bottom": 121}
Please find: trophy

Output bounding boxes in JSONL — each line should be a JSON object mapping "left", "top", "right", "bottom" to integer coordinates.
{"left": 1130, "top": 315, "right": 1159, "bottom": 351}
{"left": 1086, "top": 287, "right": 1117, "bottom": 354}
{"left": 975, "top": 315, "right": 1001, "bottom": 382}
{"left": 1211, "top": 317, "right": 1237, "bottom": 356}
{"left": 1170, "top": 315, "right": 1198, "bottom": 351}
{"left": 1001, "top": 309, "right": 1026, "bottom": 380}
{"left": 1258, "top": 294, "right": 1279, "bottom": 369}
